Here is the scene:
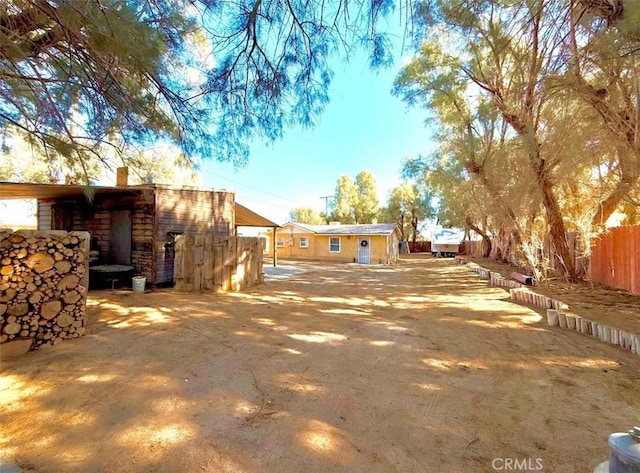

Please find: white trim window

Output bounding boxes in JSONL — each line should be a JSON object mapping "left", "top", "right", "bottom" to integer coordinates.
{"left": 299, "top": 237, "right": 309, "bottom": 248}
{"left": 276, "top": 238, "right": 285, "bottom": 248}
{"left": 329, "top": 237, "right": 341, "bottom": 252}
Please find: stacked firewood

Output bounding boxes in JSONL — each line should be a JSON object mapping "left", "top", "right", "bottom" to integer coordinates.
{"left": 0, "top": 231, "right": 89, "bottom": 353}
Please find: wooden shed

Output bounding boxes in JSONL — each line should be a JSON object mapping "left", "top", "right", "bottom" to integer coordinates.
{"left": 0, "top": 182, "right": 276, "bottom": 286}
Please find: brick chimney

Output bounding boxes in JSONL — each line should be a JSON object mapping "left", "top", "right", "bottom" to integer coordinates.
{"left": 116, "top": 167, "right": 128, "bottom": 187}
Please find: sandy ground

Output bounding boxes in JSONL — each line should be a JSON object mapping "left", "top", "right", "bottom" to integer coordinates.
{"left": 464, "top": 256, "right": 640, "bottom": 334}
{"left": 1, "top": 255, "right": 639, "bottom": 473}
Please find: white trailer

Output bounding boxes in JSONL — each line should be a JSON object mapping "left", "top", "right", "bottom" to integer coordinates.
{"left": 431, "top": 229, "right": 462, "bottom": 257}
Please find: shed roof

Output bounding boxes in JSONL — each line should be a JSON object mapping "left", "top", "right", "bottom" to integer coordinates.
{"left": 0, "top": 182, "right": 278, "bottom": 228}
{"left": 283, "top": 222, "right": 398, "bottom": 235}
{"left": 0, "top": 181, "right": 144, "bottom": 200}
{"left": 235, "top": 202, "right": 279, "bottom": 228}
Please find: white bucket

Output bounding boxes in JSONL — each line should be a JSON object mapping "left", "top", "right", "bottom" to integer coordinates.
{"left": 132, "top": 276, "right": 146, "bottom": 292}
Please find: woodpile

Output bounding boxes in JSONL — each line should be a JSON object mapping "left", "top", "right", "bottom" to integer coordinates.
{"left": 0, "top": 230, "right": 89, "bottom": 356}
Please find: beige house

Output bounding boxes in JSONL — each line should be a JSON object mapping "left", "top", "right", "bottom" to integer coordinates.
{"left": 265, "top": 222, "right": 400, "bottom": 264}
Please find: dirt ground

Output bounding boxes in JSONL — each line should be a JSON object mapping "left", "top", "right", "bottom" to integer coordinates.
{"left": 1, "top": 255, "right": 639, "bottom": 473}
{"left": 464, "top": 256, "right": 640, "bottom": 334}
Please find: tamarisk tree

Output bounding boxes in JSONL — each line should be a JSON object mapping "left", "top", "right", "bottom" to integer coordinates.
{"left": 0, "top": 0, "right": 399, "bottom": 176}
{"left": 395, "top": 0, "right": 640, "bottom": 281}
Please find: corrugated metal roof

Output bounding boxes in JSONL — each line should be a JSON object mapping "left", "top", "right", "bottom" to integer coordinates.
{"left": 235, "top": 202, "right": 279, "bottom": 228}
{"left": 286, "top": 222, "right": 398, "bottom": 235}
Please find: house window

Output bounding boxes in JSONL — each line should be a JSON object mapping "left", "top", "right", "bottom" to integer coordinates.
{"left": 329, "top": 237, "right": 340, "bottom": 252}
{"left": 299, "top": 237, "right": 309, "bottom": 248}
{"left": 276, "top": 238, "right": 285, "bottom": 248}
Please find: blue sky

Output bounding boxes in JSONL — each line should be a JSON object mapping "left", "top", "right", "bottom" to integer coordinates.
{"left": 199, "top": 43, "right": 436, "bottom": 225}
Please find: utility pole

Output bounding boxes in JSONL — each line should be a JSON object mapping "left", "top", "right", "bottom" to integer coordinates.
{"left": 320, "top": 195, "right": 332, "bottom": 216}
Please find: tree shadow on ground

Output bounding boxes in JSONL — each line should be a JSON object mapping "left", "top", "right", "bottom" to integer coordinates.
{"left": 1, "top": 257, "right": 639, "bottom": 473}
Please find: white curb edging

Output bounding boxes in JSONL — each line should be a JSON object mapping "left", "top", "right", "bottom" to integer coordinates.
{"left": 455, "top": 257, "right": 640, "bottom": 358}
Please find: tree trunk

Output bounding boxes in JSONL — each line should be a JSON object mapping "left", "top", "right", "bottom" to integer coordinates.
{"left": 411, "top": 214, "right": 419, "bottom": 244}
{"left": 493, "top": 93, "right": 578, "bottom": 280}
{"left": 539, "top": 170, "right": 578, "bottom": 281}
{"left": 465, "top": 217, "right": 492, "bottom": 257}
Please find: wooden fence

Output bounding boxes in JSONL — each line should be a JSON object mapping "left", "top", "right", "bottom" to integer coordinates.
{"left": 173, "top": 235, "right": 264, "bottom": 292}
{"left": 408, "top": 241, "right": 431, "bottom": 253}
{"left": 460, "top": 226, "right": 640, "bottom": 295}
{"left": 590, "top": 226, "right": 640, "bottom": 295}
{"left": 460, "top": 240, "right": 483, "bottom": 256}
{"left": 460, "top": 232, "right": 588, "bottom": 277}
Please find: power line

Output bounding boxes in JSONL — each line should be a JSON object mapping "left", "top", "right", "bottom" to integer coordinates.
{"left": 320, "top": 195, "right": 332, "bottom": 214}
{"left": 199, "top": 167, "right": 313, "bottom": 208}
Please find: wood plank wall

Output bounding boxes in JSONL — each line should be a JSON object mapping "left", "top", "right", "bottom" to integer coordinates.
{"left": 38, "top": 190, "right": 156, "bottom": 283}
{"left": 591, "top": 226, "right": 640, "bottom": 295}
{"left": 155, "top": 188, "right": 234, "bottom": 285}
{"left": 461, "top": 227, "right": 640, "bottom": 295}
{"left": 174, "top": 236, "right": 264, "bottom": 292}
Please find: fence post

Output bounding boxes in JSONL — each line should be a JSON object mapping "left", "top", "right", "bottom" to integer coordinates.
{"left": 193, "top": 234, "right": 205, "bottom": 290}
{"left": 213, "top": 237, "right": 224, "bottom": 292}
{"left": 203, "top": 236, "right": 214, "bottom": 290}
{"left": 174, "top": 235, "right": 195, "bottom": 291}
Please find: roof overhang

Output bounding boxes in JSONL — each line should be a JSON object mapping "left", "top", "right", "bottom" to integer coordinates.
{"left": 0, "top": 181, "right": 146, "bottom": 200}
{"left": 1, "top": 183, "right": 279, "bottom": 229}
{"left": 235, "top": 202, "right": 279, "bottom": 228}
{"left": 273, "top": 222, "right": 398, "bottom": 236}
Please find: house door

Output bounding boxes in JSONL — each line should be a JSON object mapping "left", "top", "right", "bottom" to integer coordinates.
{"left": 109, "top": 210, "right": 132, "bottom": 264}
{"left": 358, "top": 238, "right": 371, "bottom": 264}
{"left": 51, "top": 203, "right": 74, "bottom": 230}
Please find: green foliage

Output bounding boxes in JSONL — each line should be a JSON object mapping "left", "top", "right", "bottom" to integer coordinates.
{"left": 380, "top": 181, "right": 432, "bottom": 241}
{"left": 288, "top": 207, "right": 326, "bottom": 225}
{"left": 331, "top": 175, "right": 358, "bottom": 223}
{"left": 0, "top": 136, "right": 198, "bottom": 186}
{"left": 329, "top": 170, "right": 380, "bottom": 224}
{"left": 0, "top": 0, "right": 400, "bottom": 181}
{"left": 354, "top": 170, "right": 380, "bottom": 224}
{"left": 396, "top": 0, "right": 640, "bottom": 279}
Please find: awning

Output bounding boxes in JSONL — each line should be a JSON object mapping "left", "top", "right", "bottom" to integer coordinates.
{"left": 0, "top": 181, "right": 143, "bottom": 200}
{"left": 235, "top": 202, "right": 279, "bottom": 227}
